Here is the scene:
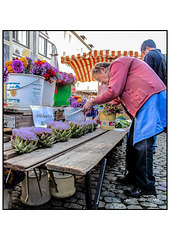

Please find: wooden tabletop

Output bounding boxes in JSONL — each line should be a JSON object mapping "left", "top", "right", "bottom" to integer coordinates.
{"left": 46, "top": 129, "right": 128, "bottom": 175}
{"left": 4, "top": 128, "right": 128, "bottom": 174}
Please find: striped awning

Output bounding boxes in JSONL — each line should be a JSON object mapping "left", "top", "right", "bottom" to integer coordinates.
{"left": 61, "top": 50, "right": 144, "bottom": 82}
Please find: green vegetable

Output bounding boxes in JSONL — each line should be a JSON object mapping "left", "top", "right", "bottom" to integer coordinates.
{"left": 115, "top": 119, "right": 131, "bottom": 128}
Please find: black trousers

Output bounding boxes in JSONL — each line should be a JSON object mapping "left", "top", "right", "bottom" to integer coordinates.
{"left": 126, "top": 120, "right": 155, "bottom": 190}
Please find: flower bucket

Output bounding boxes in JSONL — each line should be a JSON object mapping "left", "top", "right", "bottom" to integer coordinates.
{"left": 42, "top": 79, "right": 56, "bottom": 106}
{"left": 64, "top": 107, "right": 86, "bottom": 122}
{"left": 3, "top": 189, "right": 12, "bottom": 209}
{"left": 50, "top": 172, "right": 76, "bottom": 198}
{"left": 6, "top": 73, "right": 44, "bottom": 107}
{"left": 100, "top": 112, "right": 116, "bottom": 130}
{"left": 21, "top": 170, "right": 51, "bottom": 206}
{"left": 53, "top": 84, "right": 71, "bottom": 106}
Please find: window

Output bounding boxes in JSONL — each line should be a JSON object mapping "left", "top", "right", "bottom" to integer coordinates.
{"left": 39, "top": 35, "right": 46, "bottom": 56}
{"left": 38, "top": 33, "right": 52, "bottom": 59}
{"left": 47, "top": 41, "right": 52, "bottom": 59}
{"left": 12, "top": 31, "right": 30, "bottom": 48}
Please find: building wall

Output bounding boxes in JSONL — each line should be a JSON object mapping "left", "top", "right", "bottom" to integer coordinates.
{"left": 48, "top": 31, "right": 97, "bottom": 91}
{"left": 3, "top": 31, "right": 53, "bottom": 63}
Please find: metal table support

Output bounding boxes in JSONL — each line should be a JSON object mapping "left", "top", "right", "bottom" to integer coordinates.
{"left": 85, "top": 157, "right": 107, "bottom": 210}
{"left": 39, "top": 157, "right": 107, "bottom": 210}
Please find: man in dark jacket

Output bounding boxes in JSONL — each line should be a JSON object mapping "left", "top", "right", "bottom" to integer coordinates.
{"left": 141, "top": 39, "right": 167, "bottom": 153}
{"left": 141, "top": 39, "right": 167, "bottom": 86}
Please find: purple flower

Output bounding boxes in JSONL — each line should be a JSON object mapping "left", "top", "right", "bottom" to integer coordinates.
{"left": 41, "top": 62, "right": 52, "bottom": 75}
{"left": 86, "top": 120, "right": 98, "bottom": 126}
{"left": 12, "top": 60, "right": 24, "bottom": 73}
{"left": 53, "top": 67, "right": 59, "bottom": 74}
{"left": 31, "top": 63, "right": 43, "bottom": 75}
{"left": 25, "top": 56, "right": 33, "bottom": 64}
{"left": 57, "top": 72, "right": 69, "bottom": 84}
{"left": 47, "top": 121, "right": 70, "bottom": 130}
{"left": 67, "top": 96, "right": 74, "bottom": 103}
{"left": 3, "top": 66, "right": 9, "bottom": 83}
{"left": 32, "top": 127, "right": 52, "bottom": 134}
{"left": 12, "top": 128, "right": 19, "bottom": 135}
{"left": 15, "top": 129, "right": 37, "bottom": 141}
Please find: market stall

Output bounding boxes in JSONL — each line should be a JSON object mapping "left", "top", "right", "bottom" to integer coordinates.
{"left": 3, "top": 51, "right": 135, "bottom": 209}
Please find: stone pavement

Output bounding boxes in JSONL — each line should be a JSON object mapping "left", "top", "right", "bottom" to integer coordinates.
{"left": 9, "top": 132, "right": 167, "bottom": 210}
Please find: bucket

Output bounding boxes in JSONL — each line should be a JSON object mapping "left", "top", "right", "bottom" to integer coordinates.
{"left": 21, "top": 169, "right": 51, "bottom": 206}
{"left": 64, "top": 107, "right": 86, "bottom": 122}
{"left": 6, "top": 73, "right": 44, "bottom": 107}
{"left": 42, "top": 79, "right": 56, "bottom": 106}
{"left": 53, "top": 84, "right": 71, "bottom": 106}
{"left": 3, "top": 189, "right": 12, "bottom": 209}
{"left": 100, "top": 112, "right": 116, "bottom": 130}
{"left": 50, "top": 172, "right": 76, "bottom": 198}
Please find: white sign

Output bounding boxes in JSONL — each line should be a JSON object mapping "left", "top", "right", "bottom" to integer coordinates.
{"left": 30, "top": 105, "right": 54, "bottom": 127}
{"left": 4, "top": 115, "right": 16, "bottom": 128}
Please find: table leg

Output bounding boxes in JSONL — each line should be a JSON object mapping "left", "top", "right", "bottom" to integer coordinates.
{"left": 92, "top": 157, "right": 107, "bottom": 209}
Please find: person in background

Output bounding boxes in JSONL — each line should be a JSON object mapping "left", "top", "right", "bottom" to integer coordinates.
{"left": 141, "top": 39, "right": 167, "bottom": 153}
{"left": 82, "top": 58, "right": 166, "bottom": 198}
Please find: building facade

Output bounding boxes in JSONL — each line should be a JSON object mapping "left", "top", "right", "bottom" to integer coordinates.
{"left": 3, "top": 31, "right": 97, "bottom": 98}
{"left": 3, "top": 31, "right": 53, "bottom": 64}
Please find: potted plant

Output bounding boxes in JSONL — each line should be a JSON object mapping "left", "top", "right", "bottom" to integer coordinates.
{"left": 64, "top": 95, "right": 87, "bottom": 121}
{"left": 53, "top": 72, "right": 76, "bottom": 106}
{"left": 100, "top": 103, "right": 122, "bottom": 130}
{"left": 4, "top": 57, "right": 59, "bottom": 107}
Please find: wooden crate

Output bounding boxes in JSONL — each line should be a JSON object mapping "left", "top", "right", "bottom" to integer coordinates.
{"left": 4, "top": 106, "right": 65, "bottom": 129}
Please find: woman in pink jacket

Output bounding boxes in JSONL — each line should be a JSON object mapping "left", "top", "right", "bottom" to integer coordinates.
{"left": 82, "top": 57, "right": 166, "bottom": 198}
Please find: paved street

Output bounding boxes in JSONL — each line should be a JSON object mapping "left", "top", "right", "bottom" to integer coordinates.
{"left": 9, "top": 132, "right": 167, "bottom": 210}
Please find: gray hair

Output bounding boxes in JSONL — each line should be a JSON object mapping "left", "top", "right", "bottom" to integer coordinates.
{"left": 91, "top": 62, "right": 111, "bottom": 78}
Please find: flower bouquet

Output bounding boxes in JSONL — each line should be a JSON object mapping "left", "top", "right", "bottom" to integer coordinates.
{"left": 67, "top": 95, "right": 87, "bottom": 108}
{"left": 56, "top": 72, "right": 76, "bottom": 86}
{"left": 47, "top": 121, "right": 72, "bottom": 142}
{"left": 101, "top": 103, "right": 122, "bottom": 115}
{"left": 5, "top": 57, "right": 59, "bottom": 83}
{"left": 99, "top": 103, "right": 122, "bottom": 130}
{"left": 54, "top": 72, "right": 76, "bottom": 107}
{"left": 3, "top": 66, "right": 9, "bottom": 83}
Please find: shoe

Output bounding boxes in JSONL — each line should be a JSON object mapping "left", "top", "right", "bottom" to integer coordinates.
{"left": 124, "top": 187, "right": 156, "bottom": 198}
{"left": 116, "top": 176, "right": 135, "bottom": 185}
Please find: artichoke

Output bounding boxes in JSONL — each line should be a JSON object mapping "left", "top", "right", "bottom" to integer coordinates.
{"left": 47, "top": 121, "right": 72, "bottom": 142}
{"left": 86, "top": 120, "right": 98, "bottom": 133}
{"left": 32, "top": 127, "right": 56, "bottom": 148}
{"left": 11, "top": 129, "right": 38, "bottom": 153}
{"left": 69, "top": 121, "right": 87, "bottom": 138}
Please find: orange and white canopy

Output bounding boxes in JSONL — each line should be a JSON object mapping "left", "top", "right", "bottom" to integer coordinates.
{"left": 61, "top": 50, "right": 144, "bottom": 82}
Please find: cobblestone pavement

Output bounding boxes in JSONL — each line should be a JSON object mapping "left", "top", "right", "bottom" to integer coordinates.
{"left": 9, "top": 132, "right": 167, "bottom": 210}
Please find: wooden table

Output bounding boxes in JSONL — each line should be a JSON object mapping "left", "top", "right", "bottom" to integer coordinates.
{"left": 4, "top": 128, "right": 128, "bottom": 209}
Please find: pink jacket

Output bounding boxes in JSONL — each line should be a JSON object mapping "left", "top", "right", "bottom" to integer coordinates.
{"left": 94, "top": 57, "right": 166, "bottom": 117}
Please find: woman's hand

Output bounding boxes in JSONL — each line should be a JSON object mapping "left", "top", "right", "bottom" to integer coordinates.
{"left": 93, "top": 114, "right": 100, "bottom": 124}
{"left": 82, "top": 99, "right": 95, "bottom": 113}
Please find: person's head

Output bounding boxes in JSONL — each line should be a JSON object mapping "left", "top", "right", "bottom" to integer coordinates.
{"left": 140, "top": 39, "right": 156, "bottom": 55}
{"left": 91, "top": 62, "right": 111, "bottom": 84}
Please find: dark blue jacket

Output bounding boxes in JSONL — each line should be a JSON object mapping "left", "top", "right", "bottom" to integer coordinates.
{"left": 144, "top": 49, "right": 167, "bottom": 86}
